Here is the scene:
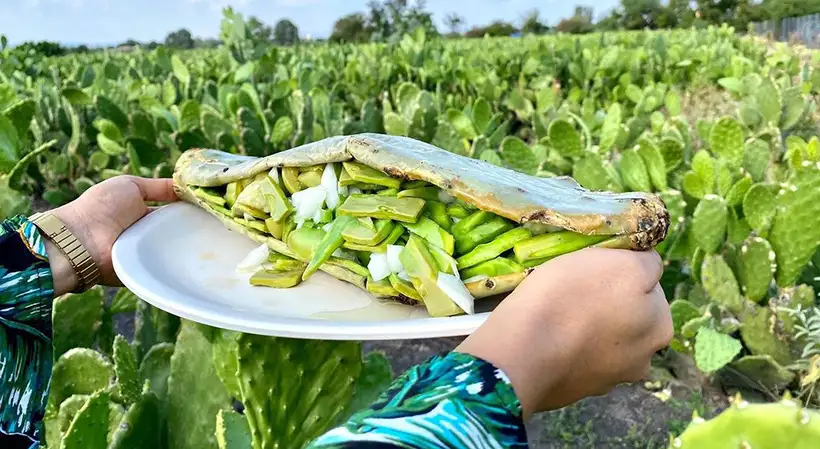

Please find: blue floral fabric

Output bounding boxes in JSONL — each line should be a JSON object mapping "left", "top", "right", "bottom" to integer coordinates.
{"left": 0, "top": 215, "right": 54, "bottom": 449}
{"left": 307, "top": 351, "right": 528, "bottom": 448}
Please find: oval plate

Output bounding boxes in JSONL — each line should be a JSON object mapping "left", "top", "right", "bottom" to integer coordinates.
{"left": 112, "top": 202, "right": 499, "bottom": 340}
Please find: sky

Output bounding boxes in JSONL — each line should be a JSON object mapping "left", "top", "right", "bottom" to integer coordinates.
{"left": 0, "top": 0, "right": 621, "bottom": 47}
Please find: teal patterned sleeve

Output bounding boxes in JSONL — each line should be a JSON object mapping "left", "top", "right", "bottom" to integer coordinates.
{"left": 307, "top": 351, "right": 528, "bottom": 448}
{"left": 0, "top": 215, "right": 54, "bottom": 448}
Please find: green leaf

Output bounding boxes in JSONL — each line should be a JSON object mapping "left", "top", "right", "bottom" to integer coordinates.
{"left": 113, "top": 335, "right": 142, "bottom": 406}
{"left": 95, "top": 95, "right": 129, "bottom": 130}
{"left": 472, "top": 98, "right": 491, "bottom": 133}
{"left": 548, "top": 119, "right": 583, "bottom": 158}
{"left": 691, "top": 150, "right": 716, "bottom": 192}
{"left": 738, "top": 236, "right": 775, "bottom": 303}
{"left": 725, "top": 175, "right": 752, "bottom": 207}
{"left": 49, "top": 348, "right": 114, "bottom": 411}
{"left": 171, "top": 55, "right": 191, "bottom": 87}
{"left": 670, "top": 300, "right": 702, "bottom": 334}
{"left": 659, "top": 137, "right": 684, "bottom": 173}
{"left": 694, "top": 327, "right": 742, "bottom": 373}
{"left": 744, "top": 138, "right": 771, "bottom": 182}
{"left": 636, "top": 138, "right": 667, "bottom": 191}
{"left": 769, "top": 169, "right": 820, "bottom": 286}
{"left": 599, "top": 103, "right": 622, "bottom": 152}
{"left": 108, "top": 391, "right": 163, "bottom": 449}
{"left": 61, "top": 87, "right": 92, "bottom": 106}
{"left": 270, "top": 116, "right": 294, "bottom": 146}
{"left": 718, "top": 77, "right": 745, "bottom": 93}
{"left": 179, "top": 99, "right": 201, "bottom": 132}
{"left": 60, "top": 390, "right": 111, "bottom": 449}
{"left": 480, "top": 150, "right": 503, "bottom": 167}
{"left": 383, "top": 112, "right": 408, "bottom": 136}
{"left": 52, "top": 287, "right": 104, "bottom": 359}
{"left": 94, "top": 118, "right": 123, "bottom": 142}
{"left": 110, "top": 289, "right": 139, "bottom": 314}
{"left": 4, "top": 99, "right": 35, "bottom": 138}
{"left": 499, "top": 136, "right": 537, "bottom": 175}
{"left": 618, "top": 148, "right": 652, "bottom": 192}
{"left": 8, "top": 139, "right": 57, "bottom": 190}
{"left": 665, "top": 90, "right": 681, "bottom": 116}
{"left": 446, "top": 108, "right": 477, "bottom": 140}
{"left": 215, "top": 410, "right": 252, "bottom": 449}
{"left": 0, "top": 114, "right": 20, "bottom": 173}
{"left": 691, "top": 195, "right": 728, "bottom": 254}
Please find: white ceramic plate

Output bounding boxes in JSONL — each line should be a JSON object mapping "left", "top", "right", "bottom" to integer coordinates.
{"left": 112, "top": 202, "right": 500, "bottom": 340}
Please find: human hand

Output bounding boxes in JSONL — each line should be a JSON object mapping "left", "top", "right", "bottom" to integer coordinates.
{"left": 455, "top": 247, "right": 672, "bottom": 419}
{"left": 44, "top": 176, "right": 178, "bottom": 295}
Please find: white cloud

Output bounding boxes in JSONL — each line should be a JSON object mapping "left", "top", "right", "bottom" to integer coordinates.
{"left": 188, "top": 0, "right": 251, "bottom": 11}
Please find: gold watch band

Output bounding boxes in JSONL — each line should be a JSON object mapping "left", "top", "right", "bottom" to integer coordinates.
{"left": 30, "top": 212, "right": 102, "bottom": 293}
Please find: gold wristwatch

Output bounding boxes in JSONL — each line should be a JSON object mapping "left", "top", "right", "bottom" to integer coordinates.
{"left": 30, "top": 212, "right": 102, "bottom": 293}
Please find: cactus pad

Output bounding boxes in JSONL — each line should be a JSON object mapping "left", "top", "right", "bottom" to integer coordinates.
{"left": 138, "top": 342, "right": 174, "bottom": 401}
{"left": 670, "top": 299, "right": 704, "bottom": 334}
{"left": 49, "top": 348, "right": 114, "bottom": 411}
{"left": 499, "top": 136, "right": 538, "bottom": 175}
{"left": 113, "top": 335, "right": 141, "bottom": 406}
{"left": 681, "top": 171, "right": 708, "bottom": 199}
{"left": 108, "top": 391, "right": 163, "bottom": 449}
{"left": 52, "top": 286, "right": 104, "bottom": 358}
{"left": 619, "top": 148, "right": 652, "bottom": 192}
{"left": 743, "top": 183, "right": 776, "bottom": 235}
{"left": 725, "top": 175, "right": 752, "bottom": 207}
{"left": 670, "top": 396, "right": 820, "bottom": 449}
{"left": 637, "top": 138, "right": 668, "bottom": 191}
{"left": 216, "top": 410, "right": 253, "bottom": 449}
{"left": 738, "top": 236, "right": 776, "bottom": 303}
{"left": 548, "top": 119, "right": 583, "bottom": 158}
{"left": 730, "top": 355, "right": 795, "bottom": 392}
{"left": 599, "top": 103, "right": 622, "bottom": 152}
{"left": 691, "top": 195, "right": 727, "bottom": 254}
{"left": 709, "top": 116, "right": 745, "bottom": 169}
{"left": 660, "top": 137, "right": 684, "bottom": 173}
{"left": 60, "top": 390, "right": 111, "bottom": 449}
{"left": 700, "top": 255, "right": 745, "bottom": 316}
{"left": 167, "top": 320, "right": 232, "bottom": 449}
{"left": 694, "top": 327, "right": 742, "bottom": 373}
{"left": 769, "top": 168, "right": 820, "bottom": 286}
{"left": 740, "top": 307, "right": 793, "bottom": 366}
{"left": 235, "top": 334, "right": 362, "bottom": 449}
{"left": 743, "top": 138, "right": 771, "bottom": 183}
{"left": 572, "top": 153, "right": 615, "bottom": 191}
{"left": 212, "top": 329, "right": 242, "bottom": 399}
{"left": 341, "top": 351, "right": 393, "bottom": 424}
{"left": 755, "top": 77, "right": 783, "bottom": 125}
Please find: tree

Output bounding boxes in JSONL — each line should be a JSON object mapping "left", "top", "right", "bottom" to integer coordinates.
{"left": 274, "top": 19, "right": 300, "bottom": 46}
{"left": 620, "top": 0, "right": 664, "bottom": 29}
{"left": 164, "top": 28, "right": 194, "bottom": 49}
{"left": 555, "top": 5, "right": 594, "bottom": 34}
{"left": 330, "top": 13, "right": 370, "bottom": 43}
{"left": 445, "top": 12, "right": 465, "bottom": 35}
{"left": 465, "top": 21, "right": 518, "bottom": 38}
{"left": 248, "top": 16, "right": 273, "bottom": 42}
{"left": 521, "top": 9, "right": 549, "bottom": 34}
{"left": 365, "top": 0, "right": 437, "bottom": 41}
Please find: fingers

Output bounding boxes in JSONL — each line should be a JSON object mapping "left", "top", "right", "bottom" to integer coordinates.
{"left": 131, "top": 177, "right": 179, "bottom": 203}
{"left": 622, "top": 249, "right": 663, "bottom": 292}
{"left": 648, "top": 283, "right": 673, "bottom": 351}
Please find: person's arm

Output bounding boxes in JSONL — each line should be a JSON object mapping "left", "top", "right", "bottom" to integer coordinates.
{"left": 0, "top": 176, "right": 178, "bottom": 446}
{"left": 308, "top": 248, "right": 673, "bottom": 448}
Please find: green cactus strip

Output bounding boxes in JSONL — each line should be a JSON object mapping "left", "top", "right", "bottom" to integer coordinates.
{"left": 168, "top": 320, "right": 232, "bottom": 449}
{"left": 52, "top": 286, "right": 104, "bottom": 359}
{"left": 709, "top": 116, "right": 745, "bottom": 169}
{"left": 113, "top": 335, "right": 141, "bottom": 406}
{"left": 235, "top": 334, "right": 362, "bottom": 449}
{"left": 671, "top": 396, "right": 820, "bottom": 449}
{"left": 216, "top": 410, "right": 253, "bottom": 449}
{"left": 700, "top": 254, "right": 745, "bottom": 317}
{"left": 60, "top": 390, "right": 110, "bottom": 449}
{"left": 108, "top": 391, "right": 163, "bottom": 449}
{"left": 691, "top": 195, "right": 727, "bottom": 254}
{"left": 738, "top": 236, "right": 775, "bottom": 303}
{"left": 138, "top": 342, "right": 174, "bottom": 401}
{"left": 742, "top": 183, "right": 776, "bottom": 236}
{"left": 769, "top": 168, "right": 820, "bottom": 286}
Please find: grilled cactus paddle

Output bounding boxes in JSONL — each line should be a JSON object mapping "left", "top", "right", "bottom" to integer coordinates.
{"left": 174, "top": 134, "right": 669, "bottom": 317}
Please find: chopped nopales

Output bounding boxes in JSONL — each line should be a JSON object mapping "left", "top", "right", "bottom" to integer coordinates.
{"left": 234, "top": 177, "right": 270, "bottom": 212}
{"left": 462, "top": 274, "right": 489, "bottom": 283}
{"left": 282, "top": 167, "right": 303, "bottom": 194}
{"left": 427, "top": 244, "right": 459, "bottom": 276}
{"left": 397, "top": 270, "right": 411, "bottom": 282}
{"left": 424, "top": 201, "right": 451, "bottom": 231}
{"left": 338, "top": 195, "right": 426, "bottom": 222}
{"left": 250, "top": 269, "right": 303, "bottom": 288}
{"left": 291, "top": 186, "right": 326, "bottom": 224}
{"left": 403, "top": 216, "right": 455, "bottom": 254}
{"left": 513, "top": 231, "right": 609, "bottom": 263}
{"left": 263, "top": 177, "right": 293, "bottom": 222}
{"left": 456, "top": 227, "right": 533, "bottom": 269}
{"left": 460, "top": 257, "right": 524, "bottom": 279}
{"left": 286, "top": 226, "right": 325, "bottom": 261}
{"left": 321, "top": 163, "right": 340, "bottom": 209}
{"left": 438, "top": 190, "right": 456, "bottom": 204}
{"left": 388, "top": 274, "right": 422, "bottom": 300}
{"left": 437, "top": 272, "right": 475, "bottom": 315}
{"left": 397, "top": 187, "right": 440, "bottom": 201}
{"left": 366, "top": 277, "right": 400, "bottom": 298}
{"left": 455, "top": 216, "right": 513, "bottom": 254}
{"left": 348, "top": 187, "right": 362, "bottom": 195}
{"left": 342, "top": 161, "right": 402, "bottom": 189}
{"left": 303, "top": 215, "right": 357, "bottom": 279}
{"left": 367, "top": 253, "right": 391, "bottom": 281}
{"left": 194, "top": 188, "right": 227, "bottom": 207}
{"left": 297, "top": 170, "right": 322, "bottom": 188}
{"left": 236, "top": 244, "right": 269, "bottom": 273}
{"left": 452, "top": 211, "right": 494, "bottom": 237}
{"left": 342, "top": 219, "right": 394, "bottom": 245}
{"left": 386, "top": 245, "right": 404, "bottom": 273}
{"left": 342, "top": 225, "right": 405, "bottom": 253}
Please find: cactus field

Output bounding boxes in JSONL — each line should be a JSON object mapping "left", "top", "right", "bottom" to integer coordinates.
{"left": 4, "top": 14, "right": 820, "bottom": 448}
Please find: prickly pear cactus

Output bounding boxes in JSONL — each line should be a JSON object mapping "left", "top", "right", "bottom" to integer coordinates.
{"left": 618, "top": 148, "right": 652, "bottom": 192}
{"left": 234, "top": 334, "right": 363, "bottom": 449}
{"left": 167, "top": 320, "right": 232, "bottom": 449}
{"left": 670, "top": 395, "right": 820, "bottom": 449}
{"left": 729, "top": 355, "right": 795, "bottom": 392}
{"left": 113, "top": 335, "right": 141, "bottom": 406}
{"left": 216, "top": 410, "right": 253, "bottom": 449}
{"left": 768, "top": 168, "right": 820, "bottom": 287}
{"left": 740, "top": 307, "right": 793, "bottom": 366}
{"left": 743, "top": 183, "right": 776, "bottom": 235}
{"left": 52, "top": 286, "right": 104, "bottom": 358}
{"left": 138, "top": 342, "right": 174, "bottom": 401}
{"left": 59, "top": 390, "right": 111, "bottom": 449}
{"left": 212, "top": 329, "right": 242, "bottom": 399}
{"left": 636, "top": 138, "right": 667, "bottom": 191}
{"left": 700, "top": 255, "right": 746, "bottom": 316}
{"left": 691, "top": 195, "right": 727, "bottom": 254}
{"left": 709, "top": 116, "right": 744, "bottom": 169}
{"left": 755, "top": 77, "right": 783, "bottom": 125}
{"left": 744, "top": 138, "right": 771, "bottom": 182}
{"left": 108, "top": 391, "right": 164, "bottom": 449}
{"left": 499, "top": 136, "right": 538, "bottom": 175}
{"left": 737, "top": 236, "right": 776, "bottom": 303}
{"left": 548, "top": 119, "right": 583, "bottom": 158}
{"left": 48, "top": 348, "right": 114, "bottom": 412}
{"left": 572, "top": 153, "right": 617, "bottom": 192}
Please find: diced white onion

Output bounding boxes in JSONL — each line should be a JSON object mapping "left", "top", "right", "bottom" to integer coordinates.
{"left": 367, "top": 253, "right": 391, "bottom": 281}
{"left": 243, "top": 213, "right": 255, "bottom": 222}
{"left": 292, "top": 187, "right": 326, "bottom": 224}
{"left": 236, "top": 244, "right": 269, "bottom": 273}
{"left": 323, "top": 223, "right": 334, "bottom": 232}
{"left": 386, "top": 245, "right": 404, "bottom": 273}
{"left": 462, "top": 274, "right": 489, "bottom": 283}
{"left": 438, "top": 190, "right": 455, "bottom": 204}
{"left": 452, "top": 217, "right": 462, "bottom": 224}
{"left": 397, "top": 270, "right": 411, "bottom": 282}
{"left": 429, "top": 245, "right": 459, "bottom": 278}
{"left": 321, "top": 163, "right": 340, "bottom": 210}
{"left": 333, "top": 248, "right": 357, "bottom": 260}
{"left": 437, "top": 271, "right": 475, "bottom": 315}
{"left": 269, "top": 167, "right": 280, "bottom": 184}
{"left": 313, "top": 208, "right": 324, "bottom": 224}
{"left": 338, "top": 185, "right": 349, "bottom": 196}
{"left": 348, "top": 187, "right": 362, "bottom": 195}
